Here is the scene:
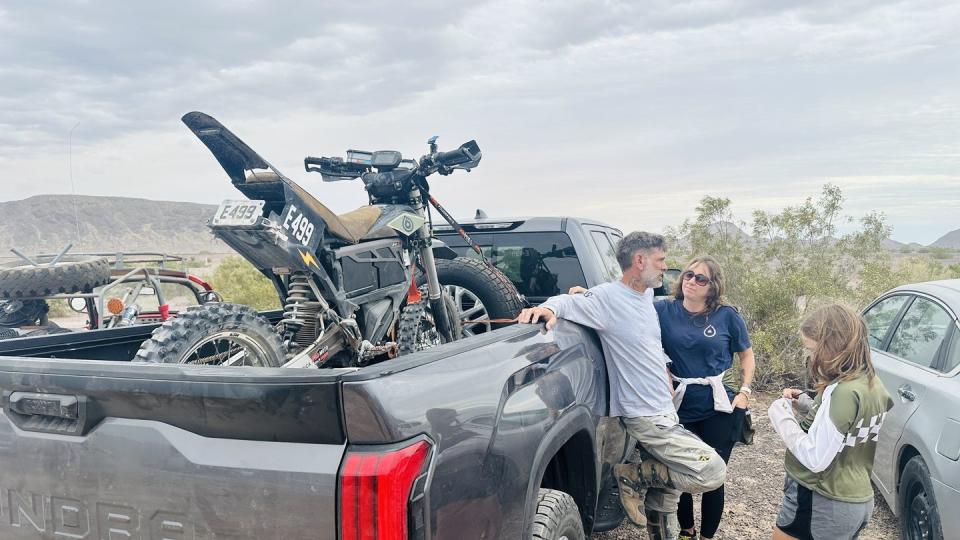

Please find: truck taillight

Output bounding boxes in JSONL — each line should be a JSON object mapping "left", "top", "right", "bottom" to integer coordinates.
{"left": 339, "top": 439, "right": 431, "bottom": 540}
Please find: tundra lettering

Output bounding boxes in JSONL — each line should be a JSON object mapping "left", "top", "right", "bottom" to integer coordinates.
{"left": 0, "top": 488, "right": 193, "bottom": 539}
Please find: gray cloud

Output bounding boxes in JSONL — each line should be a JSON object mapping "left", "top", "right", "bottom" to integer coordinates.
{"left": 1, "top": 0, "right": 957, "bottom": 244}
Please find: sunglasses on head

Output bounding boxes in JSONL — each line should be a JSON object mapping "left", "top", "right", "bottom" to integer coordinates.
{"left": 682, "top": 270, "right": 711, "bottom": 286}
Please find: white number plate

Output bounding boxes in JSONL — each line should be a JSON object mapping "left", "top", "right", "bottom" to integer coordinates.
{"left": 281, "top": 204, "right": 317, "bottom": 246}
{"left": 211, "top": 200, "right": 264, "bottom": 226}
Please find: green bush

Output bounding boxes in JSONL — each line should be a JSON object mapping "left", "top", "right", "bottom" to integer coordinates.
{"left": 45, "top": 298, "right": 75, "bottom": 318}
{"left": 664, "top": 184, "right": 960, "bottom": 391}
{"left": 929, "top": 247, "right": 953, "bottom": 260}
{"left": 207, "top": 256, "right": 281, "bottom": 311}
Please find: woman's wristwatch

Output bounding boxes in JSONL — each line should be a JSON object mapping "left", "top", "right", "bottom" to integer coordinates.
{"left": 738, "top": 386, "right": 752, "bottom": 398}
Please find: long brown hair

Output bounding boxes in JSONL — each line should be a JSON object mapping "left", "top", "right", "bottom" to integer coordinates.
{"left": 671, "top": 256, "right": 729, "bottom": 314}
{"left": 801, "top": 304, "right": 876, "bottom": 392}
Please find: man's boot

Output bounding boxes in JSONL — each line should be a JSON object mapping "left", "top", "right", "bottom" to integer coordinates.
{"left": 644, "top": 508, "right": 680, "bottom": 540}
{"left": 615, "top": 459, "right": 677, "bottom": 529}
{"left": 613, "top": 463, "right": 646, "bottom": 527}
{"left": 615, "top": 459, "right": 672, "bottom": 490}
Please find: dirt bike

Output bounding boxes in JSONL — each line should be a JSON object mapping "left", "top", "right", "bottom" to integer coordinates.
{"left": 134, "top": 112, "right": 522, "bottom": 368}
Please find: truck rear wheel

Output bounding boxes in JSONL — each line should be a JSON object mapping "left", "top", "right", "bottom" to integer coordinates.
{"left": 0, "top": 256, "right": 110, "bottom": 299}
{"left": 424, "top": 257, "right": 523, "bottom": 336}
{"left": 134, "top": 303, "right": 285, "bottom": 367}
{"left": 532, "top": 488, "right": 585, "bottom": 540}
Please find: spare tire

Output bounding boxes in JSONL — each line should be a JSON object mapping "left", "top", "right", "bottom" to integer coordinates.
{"left": 0, "top": 256, "right": 111, "bottom": 299}
{"left": 419, "top": 257, "right": 524, "bottom": 337}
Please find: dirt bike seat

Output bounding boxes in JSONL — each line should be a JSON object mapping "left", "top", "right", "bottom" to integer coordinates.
{"left": 281, "top": 175, "right": 384, "bottom": 244}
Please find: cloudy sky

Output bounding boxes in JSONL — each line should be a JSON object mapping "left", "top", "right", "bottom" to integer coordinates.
{"left": 1, "top": 0, "right": 957, "bottom": 244}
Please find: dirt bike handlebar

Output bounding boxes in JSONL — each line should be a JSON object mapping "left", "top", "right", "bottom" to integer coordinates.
{"left": 304, "top": 156, "right": 366, "bottom": 180}
{"left": 305, "top": 139, "right": 481, "bottom": 181}
{"left": 433, "top": 140, "right": 481, "bottom": 169}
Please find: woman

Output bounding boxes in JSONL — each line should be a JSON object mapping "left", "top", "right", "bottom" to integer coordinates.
{"left": 655, "top": 256, "right": 756, "bottom": 540}
{"left": 768, "top": 304, "right": 894, "bottom": 540}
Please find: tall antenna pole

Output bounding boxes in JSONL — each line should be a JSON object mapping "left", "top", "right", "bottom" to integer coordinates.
{"left": 68, "top": 121, "right": 81, "bottom": 245}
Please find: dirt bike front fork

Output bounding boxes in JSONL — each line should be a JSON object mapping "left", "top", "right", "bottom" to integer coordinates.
{"left": 419, "top": 242, "right": 455, "bottom": 343}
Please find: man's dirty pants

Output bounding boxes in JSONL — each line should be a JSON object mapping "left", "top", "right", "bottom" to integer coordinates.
{"left": 622, "top": 411, "right": 727, "bottom": 513}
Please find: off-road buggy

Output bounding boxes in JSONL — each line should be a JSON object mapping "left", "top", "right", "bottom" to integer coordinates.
{"left": 0, "top": 249, "right": 220, "bottom": 339}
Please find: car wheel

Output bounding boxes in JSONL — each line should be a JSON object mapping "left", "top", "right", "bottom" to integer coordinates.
{"left": 898, "top": 455, "right": 944, "bottom": 540}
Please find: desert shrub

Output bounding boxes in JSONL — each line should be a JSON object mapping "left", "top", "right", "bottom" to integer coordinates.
{"left": 665, "top": 184, "right": 957, "bottom": 391}
{"left": 207, "top": 256, "right": 281, "bottom": 311}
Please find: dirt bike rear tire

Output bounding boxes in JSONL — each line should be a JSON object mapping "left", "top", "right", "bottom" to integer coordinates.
{"left": 134, "top": 303, "right": 285, "bottom": 366}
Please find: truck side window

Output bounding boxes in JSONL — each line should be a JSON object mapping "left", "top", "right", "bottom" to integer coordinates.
{"left": 437, "top": 232, "right": 586, "bottom": 303}
{"left": 590, "top": 230, "right": 622, "bottom": 282}
{"left": 493, "top": 233, "right": 586, "bottom": 302}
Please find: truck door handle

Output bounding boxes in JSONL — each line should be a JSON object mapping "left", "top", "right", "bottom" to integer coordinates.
{"left": 897, "top": 385, "right": 916, "bottom": 402}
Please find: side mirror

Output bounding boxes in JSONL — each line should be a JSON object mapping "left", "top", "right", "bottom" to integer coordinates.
{"left": 200, "top": 291, "right": 223, "bottom": 304}
{"left": 654, "top": 268, "right": 682, "bottom": 297}
{"left": 69, "top": 297, "right": 88, "bottom": 313}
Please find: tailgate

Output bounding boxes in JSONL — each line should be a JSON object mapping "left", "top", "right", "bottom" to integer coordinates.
{"left": 0, "top": 357, "right": 346, "bottom": 539}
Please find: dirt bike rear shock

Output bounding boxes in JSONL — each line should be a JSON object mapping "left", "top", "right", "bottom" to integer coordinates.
{"left": 283, "top": 272, "right": 316, "bottom": 342}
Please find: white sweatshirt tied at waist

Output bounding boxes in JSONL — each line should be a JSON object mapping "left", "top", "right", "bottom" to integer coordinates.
{"left": 672, "top": 372, "right": 734, "bottom": 413}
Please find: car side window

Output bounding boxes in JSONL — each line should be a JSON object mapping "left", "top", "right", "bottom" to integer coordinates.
{"left": 862, "top": 295, "right": 910, "bottom": 348}
{"left": 887, "top": 297, "right": 952, "bottom": 368}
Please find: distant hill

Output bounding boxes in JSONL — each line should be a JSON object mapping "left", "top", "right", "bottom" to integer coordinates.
{"left": 707, "top": 221, "right": 754, "bottom": 244}
{"left": 0, "top": 195, "right": 228, "bottom": 256}
{"left": 931, "top": 228, "right": 960, "bottom": 249}
{"left": 1, "top": 195, "right": 955, "bottom": 257}
{"left": 685, "top": 220, "right": 956, "bottom": 254}
{"left": 882, "top": 238, "right": 905, "bottom": 250}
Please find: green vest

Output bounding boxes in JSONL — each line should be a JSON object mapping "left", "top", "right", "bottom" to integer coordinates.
{"left": 785, "top": 374, "right": 894, "bottom": 502}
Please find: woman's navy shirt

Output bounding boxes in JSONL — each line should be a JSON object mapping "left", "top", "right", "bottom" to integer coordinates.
{"left": 654, "top": 299, "right": 751, "bottom": 423}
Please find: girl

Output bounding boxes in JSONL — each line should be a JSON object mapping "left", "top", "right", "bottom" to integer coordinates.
{"left": 769, "top": 304, "right": 894, "bottom": 540}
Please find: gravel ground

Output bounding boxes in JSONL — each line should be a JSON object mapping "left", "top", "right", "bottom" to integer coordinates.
{"left": 594, "top": 393, "right": 900, "bottom": 540}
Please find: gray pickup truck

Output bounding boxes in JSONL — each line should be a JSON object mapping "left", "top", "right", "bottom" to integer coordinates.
{"left": 0, "top": 217, "right": 659, "bottom": 540}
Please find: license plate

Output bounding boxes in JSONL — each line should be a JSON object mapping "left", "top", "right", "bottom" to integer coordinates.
{"left": 211, "top": 200, "right": 264, "bottom": 226}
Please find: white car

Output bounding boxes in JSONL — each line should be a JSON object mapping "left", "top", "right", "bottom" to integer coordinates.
{"left": 862, "top": 279, "right": 960, "bottom": 540}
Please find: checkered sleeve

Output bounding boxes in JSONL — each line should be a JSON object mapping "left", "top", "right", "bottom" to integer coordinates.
{"left": 768, "top": 383, "right": 846, "bottom": 473}
{"left": 828, "top": 384, "right": 887, "bottom": 448}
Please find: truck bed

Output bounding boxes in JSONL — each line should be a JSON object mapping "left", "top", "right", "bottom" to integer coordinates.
{"left": 0, "top": 321, "right": 623, "bottom": 539}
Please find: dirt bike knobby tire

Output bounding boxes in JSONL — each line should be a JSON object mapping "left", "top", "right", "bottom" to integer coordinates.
{"left": 134, "top": 303, "right": 285, "bottom": 366}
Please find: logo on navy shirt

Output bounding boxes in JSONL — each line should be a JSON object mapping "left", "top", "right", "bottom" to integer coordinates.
{"left": 703, "top": 325, "right": 717, "bottom": 338}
